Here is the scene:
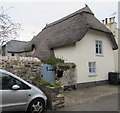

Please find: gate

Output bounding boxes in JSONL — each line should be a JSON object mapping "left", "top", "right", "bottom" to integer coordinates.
{"left": 40, "top": 64, "right": 55, "bottom": 84}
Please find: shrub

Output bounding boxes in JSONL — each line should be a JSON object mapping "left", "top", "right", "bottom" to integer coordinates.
{"left": 71, "top": 64, "right": 76, "bottom": 68}
{"left": 58, "top": 65, "right": 71, "bottom": 71}
{"left": 34, "top": 76, "right": 61, "bottom": 88}
{"left": 44, "top": 57, "right": 64, "bottom": 65}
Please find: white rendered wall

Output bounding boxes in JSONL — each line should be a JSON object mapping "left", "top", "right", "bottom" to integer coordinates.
{"left": 54, "top": 29, "right": 115, "bottom": 83}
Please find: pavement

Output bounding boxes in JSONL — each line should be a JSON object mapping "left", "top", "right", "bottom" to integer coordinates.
{"left": 62, "top": 84, "right": 118, "bottom": 108}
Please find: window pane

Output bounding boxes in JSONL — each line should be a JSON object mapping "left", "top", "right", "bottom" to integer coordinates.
{"left": 96, "top": 41, "right": 98, "bottom": 54}
{"left": 92, "top": 68, "right": 96, "bottom": 73}
{"left": 99, "top": 48, "right": 102, "bottom": 54}
{"left": 96, "top": 48, "right": 98, "bottom": 54}
{"left": 89, "top": 68, "right": 92, "bottom": 72}
{"left": 96, "top": 40, "right": 103, "bottom": 55}
{"left": 15, "top": 79, "right": 30, "bottom": 89}
{"left": 89, "top": 63, "right": 91, "bottom": 67}
{"left": 96, "top": 43, "right": 98, "bottom": 48}
{"left": 91, "top": 68, "right": 94, "bottom": 73}
{"left": 91, "top": 63, "right": 95, "bottom": 67}
{"left": 2, "top": 73, "right": 15, "bottom": 90}
{"left": 99, "top": 41, "right": 102, "bottom": 45}
{"left": 15, "top": 79, "right": 22, "bottom": 87}
{"left": 96, "top": 40, "right": 98, "bottom": 44}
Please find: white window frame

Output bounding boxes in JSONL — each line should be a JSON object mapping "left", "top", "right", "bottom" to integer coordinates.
{"left": 95, "top": 40, "right": 103, "bottom": 56}
{"left": 88, "top": 62, "right": 97, "bottom": 76}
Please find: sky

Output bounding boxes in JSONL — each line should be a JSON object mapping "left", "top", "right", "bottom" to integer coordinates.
{"left": 0, "top": 0, "right": 119, "bottom": 41}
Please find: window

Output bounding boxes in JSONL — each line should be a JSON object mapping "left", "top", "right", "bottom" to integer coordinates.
{"left": 1, "top": 73, "right": 31, "bottom": 90}
{"left": 89, "top": 62, "right": 96, "bottom": 76}
{"left": 96, "top": 40, "right": 103, "bottom": 56}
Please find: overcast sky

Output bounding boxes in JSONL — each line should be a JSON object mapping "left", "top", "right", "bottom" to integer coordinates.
{"left": 0, "top": 0, "right": 119, "bottom": 41}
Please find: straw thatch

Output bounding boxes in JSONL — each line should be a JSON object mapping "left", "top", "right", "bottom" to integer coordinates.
{"left": 2, "top": 40, "right": 28, "bottom": 53}
{"left": 25, "top": 5, "right": 118, "bottom": 61}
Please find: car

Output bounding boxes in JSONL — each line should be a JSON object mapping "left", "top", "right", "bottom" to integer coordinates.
{"left": 0, "top": 69, "right": 47, "bottom": 113}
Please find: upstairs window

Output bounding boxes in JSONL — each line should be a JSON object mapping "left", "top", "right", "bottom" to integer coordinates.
{"left": 95, "top": 40, "right": 103, "bottom": 56}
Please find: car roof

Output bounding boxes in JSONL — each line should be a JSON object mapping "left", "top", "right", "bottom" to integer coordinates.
{"left": 0, "top": 69, "right": 8, "bottom": 73}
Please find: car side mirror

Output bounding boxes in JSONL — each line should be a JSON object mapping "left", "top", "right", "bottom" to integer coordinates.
{"left": 12, "top": 85, "right": 20, "bottom": 90}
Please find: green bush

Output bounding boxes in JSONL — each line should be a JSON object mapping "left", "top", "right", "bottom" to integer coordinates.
{"left": 71, "top": 65, "right": 76, "bottom": 68}
{"left": 58, "top": 65, "right": 71, "bottom": 70}
{"left": 34, "top": 77, "right": 61, "bottom": 88}
{"left": 44, "top": 57, "right": 64, "bottom": 65}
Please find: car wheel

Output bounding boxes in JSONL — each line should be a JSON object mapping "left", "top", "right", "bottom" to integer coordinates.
{"left": 27, "top": 99, "right": 44, "bottom": 113}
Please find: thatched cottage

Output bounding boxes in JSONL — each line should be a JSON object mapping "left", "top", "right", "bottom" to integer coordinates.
{"left": 1, "top": 40, "right": 29, "bottom": 57}
{"left": 25, "top": 5, "right": 118, "bottom": 86}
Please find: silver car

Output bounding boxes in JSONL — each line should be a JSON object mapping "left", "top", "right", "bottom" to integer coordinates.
{"left": 0, "top": 69, "right": 47, "bottom": 113}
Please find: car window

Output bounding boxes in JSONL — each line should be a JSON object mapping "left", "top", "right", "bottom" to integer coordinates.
{"left": 2, "top": 73, "right": 31, "bottom": 90}
{"left": 15, "top": 78, "right": 31, "bottom": 90}
{"left": 2, "top": 73, "right": 14, "bottom": 90}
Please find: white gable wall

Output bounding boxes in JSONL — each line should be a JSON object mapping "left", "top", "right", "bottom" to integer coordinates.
{"left": 54, "top": 29, "right": 115, "bottom": 83}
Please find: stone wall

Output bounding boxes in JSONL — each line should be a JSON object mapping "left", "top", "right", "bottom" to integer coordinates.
{"left": 0, "top": 56, "right": 41, "bottom": 81}
{"left": 32, "top": 81, "right": 64, "bottom": 110}
{"left": 60, "top": 68, "right": 76, "bottom": 86}
{"left": 56, "top": 63, "right": 77, "bottom": 89}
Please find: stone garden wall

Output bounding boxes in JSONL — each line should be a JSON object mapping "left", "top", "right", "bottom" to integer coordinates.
{"left": 60, "top": 68, "right": 76, "bottom": 86}
{"left": 0, "top": 56, "right": 41, "bottom": 81}
{"left": 56, "top": 63, "right": 77, "bottom": 89}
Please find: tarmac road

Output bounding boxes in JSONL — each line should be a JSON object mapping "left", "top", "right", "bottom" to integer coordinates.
{"left": 58, "top": 93, "right": 118, "bottom": 111}
{"left": 2, "top": 93, "right": 118, "bottom": 113}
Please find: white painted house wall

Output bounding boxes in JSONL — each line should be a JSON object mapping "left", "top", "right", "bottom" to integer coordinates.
{"left": 54, "top": 29, "right": 115, "bottom": 84}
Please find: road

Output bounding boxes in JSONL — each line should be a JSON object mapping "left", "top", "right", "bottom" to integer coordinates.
{"left": 1, "top": 93, "right": 118, "bottom": 113}
{"left": 58, "top": 93, "right": 118, "bottom": 111}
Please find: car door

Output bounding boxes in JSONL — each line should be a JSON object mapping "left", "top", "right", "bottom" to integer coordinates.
{"left": 1, "top": 72, "right": 30, "bottom": 111}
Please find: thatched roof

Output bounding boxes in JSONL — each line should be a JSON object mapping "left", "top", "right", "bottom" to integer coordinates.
{"left": 25, "top": 5, "right": 118, "bottom": 61}
{"left": 2, "top": 40, "right": 28, "bottom": 53}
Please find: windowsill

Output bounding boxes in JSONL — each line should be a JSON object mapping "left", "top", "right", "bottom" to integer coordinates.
{"left": 96, "top": 54, "right": 104, "bottom": 57}
{"left": 89, "top": 73, "right": 97, "bottom": 77}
